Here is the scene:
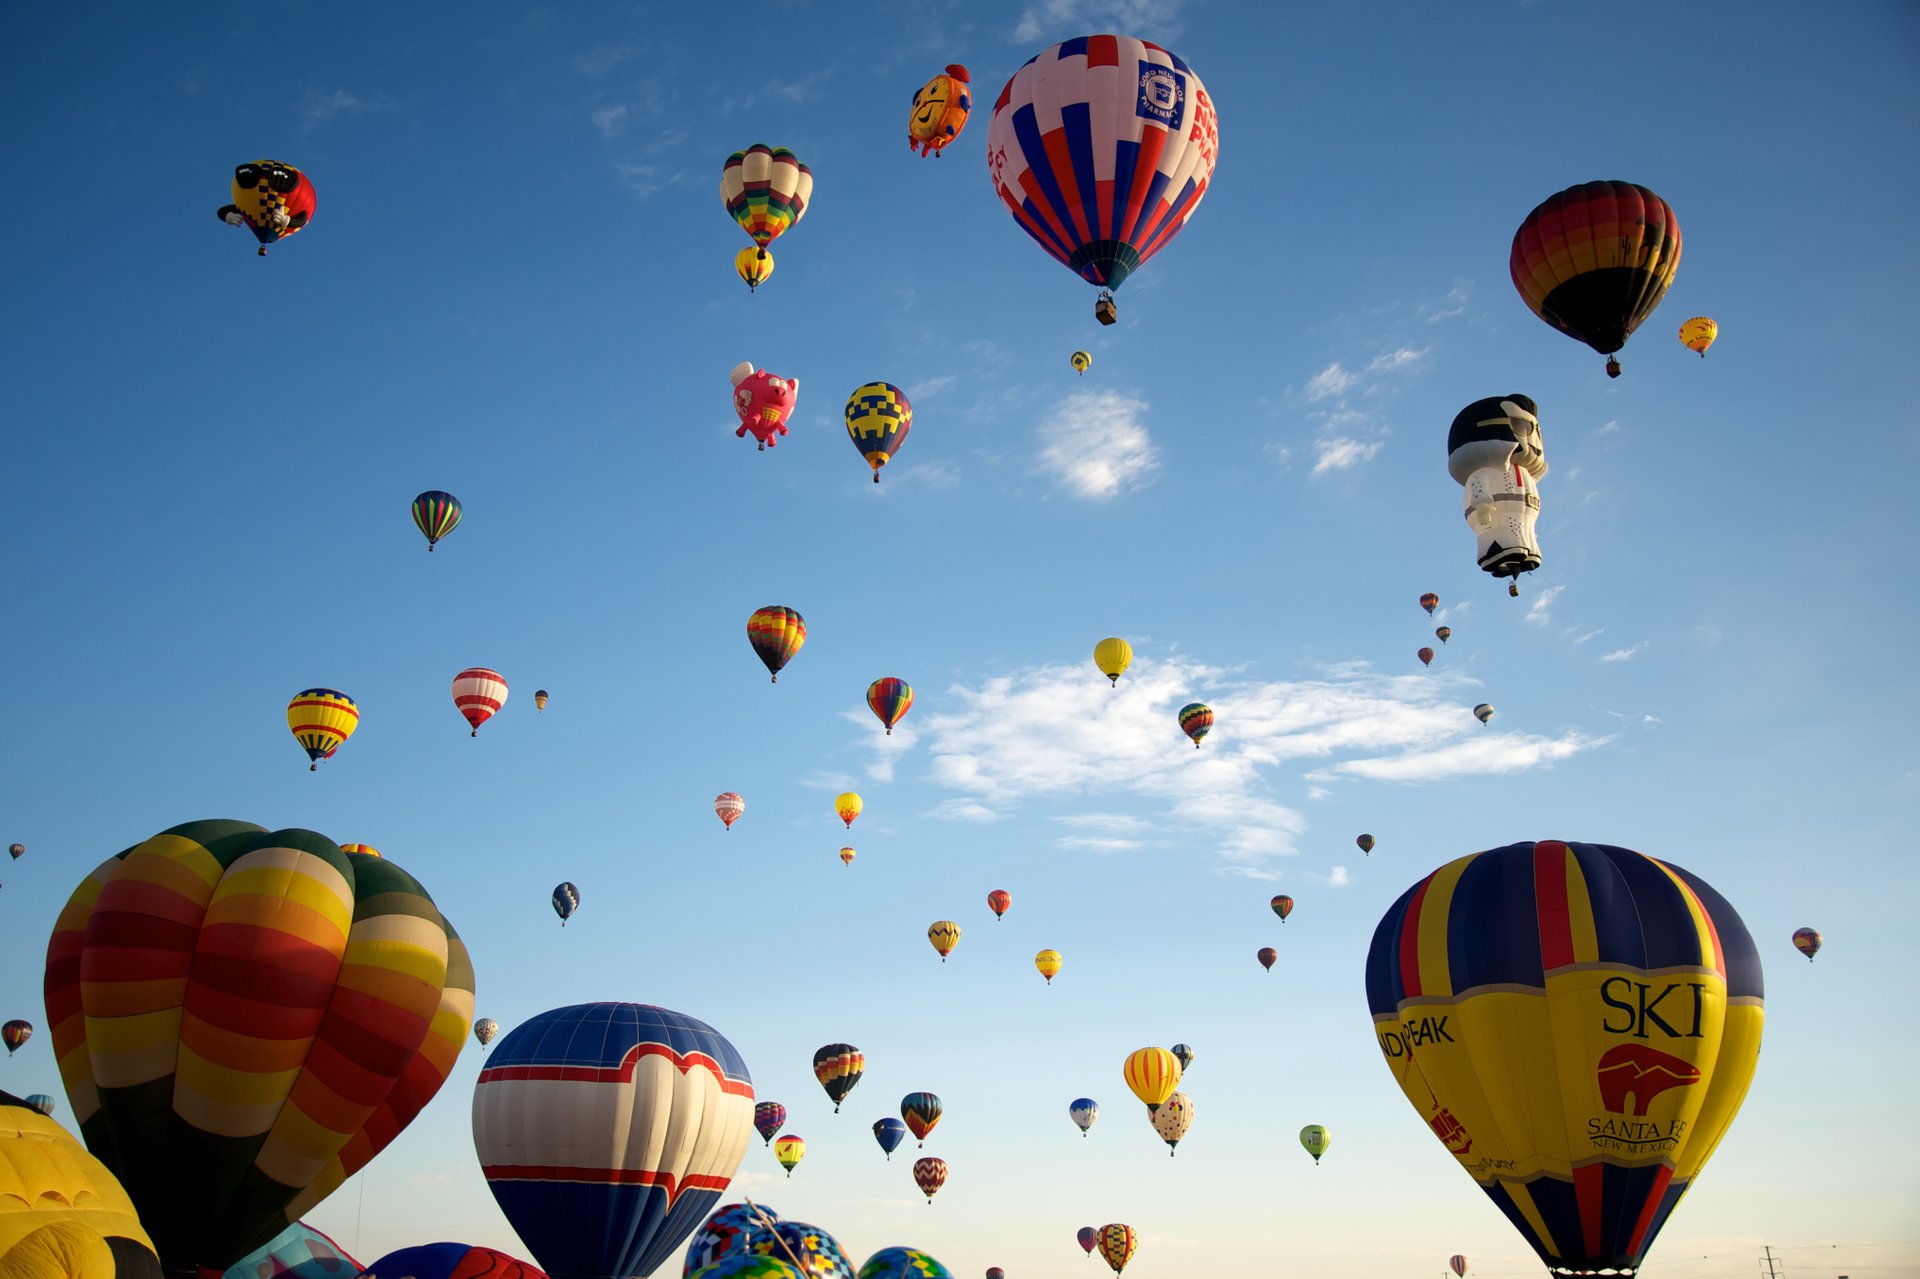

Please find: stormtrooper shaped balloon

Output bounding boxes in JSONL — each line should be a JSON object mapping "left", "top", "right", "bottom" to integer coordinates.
{"left": 1447, "top": 394, "right": 1545, "bottom": 593}
{"left": 730, "top": 361, "right": 801, "bottom": 451}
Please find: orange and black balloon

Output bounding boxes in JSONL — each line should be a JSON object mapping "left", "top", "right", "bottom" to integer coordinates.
{"left": 1511, "top": 181, "right": 1681, "bottom": 377}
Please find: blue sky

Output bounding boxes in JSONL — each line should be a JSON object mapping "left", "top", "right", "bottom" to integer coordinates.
{"left": 3, "top": 2, "right": 1918, "bottom": 1276}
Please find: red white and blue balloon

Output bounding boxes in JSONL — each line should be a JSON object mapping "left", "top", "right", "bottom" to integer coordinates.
{"left": 473, "top": 1003, "right": 756, "bottom": 1279}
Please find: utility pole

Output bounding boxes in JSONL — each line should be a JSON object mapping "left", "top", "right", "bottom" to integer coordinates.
{"left": 1761, "top": 1244, "right": 1782, "bottom": 1279}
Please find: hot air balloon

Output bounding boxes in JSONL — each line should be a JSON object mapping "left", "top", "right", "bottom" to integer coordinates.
{"left": 715, "top": 793, "right": 746, "bottom": 831}
{"left": 845, "top": 383, "right": 913, "bottom": 482}
{"left": 1169, "top": 1043, "right": 1194, "bottom": 1073}
{"left": 987, "top": 36, "right": 1219, "bottom": 325}
{"left": 217, "top": 160, "right": 315, "bottom": 256}
{"left": 286, "top": 689, "right": 358, "bottom": 771}
{"left": 1512, "top": 181, "right": 1681, "bottom": 377}
{"left": 6, "top": 844, "right": 20, "bottom": 860}
{"left": 1299, "top": 1124, "right": 1330, "bottom": 1164}
{"left": 749, "top": 1222, "right": 850, "bottom": 1276}
{"left": 1792, "top": 927, "right": 1822, "bottom": 961}
{"left": 1270, "top": 895, "right": 1293, "bottom": 922}
{"left": 901, "top": 1092, "right": 942, "bottom": 1146}
{"left": 872, "top": 1117, "right": 908, "bottom": 1161}
{"left": 0, "top": 1023, "right": 29, "bottom": 1056}
{"left": 1093, "top": 638, "right": 1131, "bottom": 685}
{"left": 551, "top": 881, "right": 579, "bottom": 924}
{"left": 473, "top": 1018, "right": 499, "bottom": 1047}
{"left": 1678, "top": 316, "right": 1717, "bottom": 357}
{"left": 1450, "top": 395, "right": 1547, "bottom": 589}
{"left": 1069, "top": 1098, "right": 1098, "bottom": 1136}
{"left": 684, "top": 1201, "right": 783, "bottom": 1276}
{"left": 1357, "top": 833, "right": 1375, "bottom": 856}
{"left": 691, "top": 1257, "right": 805, "bottom": 1279}
{"left": 1150, "top": 1092, "right": 1193, "bottom": 1155}
{"left": 410, "top": 491, "right": 462, "bottom": 551}
{"left": 473, "top": 1003, "right": 754, "bottom": 1279}
{"left": 721, "top": 145, "right": 811, "bottom": 261}
{"left": 839, "top": 847, "right": 856, "bottom": 867}
{"left": 21, "top": 1095, "right": 54, "bottom": 1118}
{"left": 219, "top": 1218, "right": 361, "bottom": 1279}
{"left": 534, "top": 690, "right": 549, "bottom": 711}
{"left": 928, "top": 921, "right": 962, "bottom": 962}
{"left": 748, "top": 607, "right": 807, "bottom": 683}
{"left": 987, "top": 889, "right": 1011, "bottom": 920}
{"left": 1365, "top": 839, "right": 1764, "bottom": 1274}
{"left": 1034, "top": 949, "right": 1063, "bottom": 985}
{"left": 1473, "top": 703, "right": 1495, "bottom": 725}
{"left": 1420, "top": 592, "right": 1440, "bottom": 615}
{"left": 452, "top": 668, "right": 507, "bottom": 736}
{"left": 986, "top": 1270, "right": 1004, "bottom": 1279}
{"left": 867, "top": 678, "right": 914, "bottom": 735}
{"left": 1418, "top": 647, "right": 1435, "bottom": 668}
{"left": 43, "top": 821, "right": 472, "bottom": 1273}
{"left": 1177, "top": 702, "right": 1213, "bottom": 749}
{"left": 859, "top": 1249, "right": 950, "bottom": 1279}
{"left": 337, "top": 843, "right": 379, "bottom": 858}
{"left": 1, "top": 1092, "right": 163, "bottom": 1279}
{"left": 1449, "top": 1255, "right": 1469, "bottom": 1277}
{"left": 1095, "top": 1225, "right": 1135, "bottom": 1275}
{"left": 812, "top": 1044, "right": 864, "bottom": 1112}
{"left": 912, "top": 1156, "right": 947, "bottom": 1204}
{"left": 1257, "top": 946, "right": 1278, "bottom": 971}
{"left": 1071, "top": 350, "right": 1092, "bottom": 376}
{"left": 735, "top": 247, "right": 774, "bottom": 292}
{"left": 1436, "top": 626, "right": 1452, "bottom": 644}
{"left": 835, "top": 793, "right": 862, "bottom": 829}
{"left": 754, "top": 1102, "right": 787, "bottom": 1146}
{"left": 1076, "top": 1228, "right": 1098, "bottom": 1258}
{"left": 908, "top": 64, "right": 972, "bottom": 157}
{"left": 772, "top": 1136, "right": 805, "bottom": 1178}
{"left": 367, "top": 1245, "right": 546, "bottom": 1279}
{"left": 1122, "top": 1048, "right": 1180, "bottom": 1115}
{"left": 731, "top": 363, "right": 801, "bottom": 451}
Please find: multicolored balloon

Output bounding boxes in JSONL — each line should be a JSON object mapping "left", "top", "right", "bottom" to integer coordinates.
{"left": 1511, "top": 181, "right": 1681, "bottom": 377}
{"left": 735, "top": 247, "right": 774, "bottom": 293}
{"left": 844, "top": 383, "right": 913, "bottom": 483}
{"left": 872, "top": 1117, "right": 908, "bottom": 1161}
{"left": 928, "top": 921, "right": 961, "bottom": 962}
{"left": 1169, "top": 1043, "right": 1194, "bottom": 1073}
{"left": 812, "top": 1044, "right": 864, "bottom": 1112}
{"left": 1034, "top": 949, "right": 1062, "bottom": 985}
{"left": 683, "top": 1202, "right": 782, "bottom": 1277}
{"left": 473, "top": 1018, "right": 499, "bottom": 1047}
{"left": 773, "top": 1136, "right": 805, "bottom": 1178}
{"left": 867, "top": 678, "right": 914, "bottom": 735}
{"left": 1678, "top": 316, "right": 1718, "bottom": 357}
{"left": 1069, "top": 1098, "right": 1098, "bottom": 1136}
{"left": 410, "top": 490, "right": 462, "bottom": 551}
{"left": 1420, "top": 592, "right": 1440, "bottom": 615}
{"left": 1436, "top": 626, "right": 1452, "bottom": 643}
{"left": 1299, "top": 1124, "right": 1330, "bottom": 1164}
{"left": 220, "top": 1218, "right": 360, "bottom": 1279}
{"left": 1270, "top": 895, "right": 1293, "bottom": 922}
{"left": 1365, "top": 840, "right": 1764, "bottom": 1273}
{"left": 839, "top": 847, "right": 856, "bottom": 867}
{"left": 1792, "top": 927, "right": 1822, "bottom": 961}
{"left": 43, "top": 821, "right": 472, "bottom": 1271}
{"left": 354, "top": 1245, "right": 543, "bottom": 1279}
{"left": 691, "top": 1257, "right": 804, "bottom": 1279}
{"left": 1257, "top": 946, "right": 1277, "bottom": 971}
{"left": 912, "top": 1156, "right": 947, "bottom": 1203}
{"left": 716, "top": 793, "right": 746, "bottom": 831}
{"left": 835, "top": 793, "right": 862, "bottom": 829}
{"left": 1076, "top": 1228, "right": 1098, "bottom": 1258}
{"left": 754, "top": 1101, "right": 788, "bottom": 1145}
{"left": 987, "top": 889, "right": 1011, "bottom": 920}
{"left": 721, "top": 146, "right": 812, "bottom": 255}
{"left": 901, "top": 1092, "right": 943, "bottom": 1145}
{"left": 217, "top": 160, "right": 314, "bottom": 256}
{"left": 1473, "top": 703, "right": 1495, "bottom": 725}
{"left": 337, "top": 843, "right": 379, "bottom": 858}
{"left": 286, "top": 688, "right": 358, "bottom": 771}
{"left": 857, "top": 1248, "right": 952, "bottom": 1279}
{"left": 451, "top": 667, "right": 507, "bottom": 736}
{"left": 750, "top": 1222, "right": 851, "bottom": 1278}
{"left": 731, "top": 363, "right": 801, "bottom": 451}
{"left": 1150, "top": 1092, "right": 1193, "bottom": 1155}
{"left": 1093, "top": 637, "right": 1130, "bottom": 685}
{"left": 473, "top": 1003, "right": 754, "bottom": 1279}
{"left": 1357, "top": 833, "right": 1375, "bottom": 856}
{"left": 534, "top": 690, "right": 550, "bottom": 711}
{"left": 748, "top": 607, "right": 807, "bottom": 683}
{"left": 987, "top": 36, "right": 1219, "bottom": 324}
{"left": 908, "top": 64, "right": 972, "bottom": 157}
{"left": 1095, "top": 1225, "right": 1135, "bottom": 1275}
{"left": 551, "top": 881, "right": 579, "bottom": 925}
{"left": 1178, "top": 702, "right": 1212, "bottom": 748}
{"left": 1121, "top": 1047, "right": 1179, "bottom": 1114}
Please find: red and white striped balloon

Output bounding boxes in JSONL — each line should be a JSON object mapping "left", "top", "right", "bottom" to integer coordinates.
{"left": 452, "top": 667, "right": 508, "bottom": 736}
{"left": 714, "top": 793, "right": 745, "bottom": 830}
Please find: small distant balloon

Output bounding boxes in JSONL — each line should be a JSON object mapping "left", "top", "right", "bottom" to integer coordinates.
{"left": 907, "top": 63, "right": 972, "bottom": 157}
{"left": 836, "top": 792, "right": 863, "bottom": 828}
{"left": 1077, "top": 1227, "right": 1098, "bottom": 1257}
{"left": 1178, "top": 702, "right": 1213, "bottom": 749}
{"left": 552, "top": 881, "right": 580, "bottom": 925}
{"left": 1420, "top": 592, "right": 1440, "bottom": 615}
{"left": 1, "top": 1020, "right": 32, "bottom": 1054}
{"left": 901, "top": 1091, "right": 943, "bottom": 1145}
{"left": 1450, "top": 1255, "right": 1469, "bottom": 1277}
{"left": 1071, "top": 350, "right": 1092, "bottom": 376}
{"left": 24, "top": 1093, "right": 55, "bottom": 1116}
{"left": 1435, "top": 626, "right": 1452, "bottom": 643}
{"left": 867, "top": 677, "right": 914, "bottom": 735}
{"left": 1169, "top": 1043, "right": 1194, "bottom": 1073}
{"left": 1122, "top": 1047, "right": 1180, "bottom": 1114}
{"left": 1678, "top": 315, "right": 1718, "bottom": 357}
{"left": 1034, "top": 948, "right": 1062, "bottom": 985}
{"left": 715, "top": 792, "right": 746, "bottom": 831}
{"left": 1093, "top": 637, "right": 1131, "bottom": 685}
{"left": 929, "top": 920, "right": 962, "bottom": 962}
{"left": 912, "top": 1156, "right": 948, "bottom": 1203}
{"left": 1257, "top": 946, "right": 1278, "bottom": 971}
{"left": 845, "top": 382, "right": 913, "bottom": 483}
{"left": 1270, "top": 895, "right": 1293, "bottom": 922}
{"left": 1473, "top": 703, "right": 1495, "bottom": 725}
{"left": 1151, "top": 1091, "right": 1193, "bottom": 1155}
{"left": 8, "top": 843, "right": 23, "bottom": 860}
{"left": 1792, "top": 927, "right": 1822, "bottom": 961}
{"left": 813, "top": 1043, "right": 864, "bottom": 1112}
{"left": 1096, "top": 1225, "right": 1136, "bottom": 1275}
{"left": 338, "top": 843, "right": 379, "bottom": 858}
{"left": 1418, "top": 647, "right": 1435, "bottom": 668}
{"left": 873, "top": 1116, "right": 908, "bottom": 1160}
{"left": 773, "top": 1135, "right": 805, "bottom": 1177}
{"left": 1356, "top": 833, "right": 1375, "bottom": 856}
{"left": 755, "top": 1101, "right": 788, "bottom": 1145}
{"left": 411, "top": 490, "right": 462, "bottom": 551}
{"left": 1300, "top": 1123, "right": 1331, "bottom": 1164}
{"left": 287, "top": 688, "right": 358, "bottom": 771}
{"left": 534, "top": 689, "right": 550, "bottom": 711}
{"left": 218, "top": 159, "right": 315, "bottom": 256}
{"left": 839, "top": 846, "right": 856, "bottom": 867}
{"left": 1069, "top": 1098, "right": 1098, "bottom": 1136}
{"left": 735, "top": 246, "right": 774, "bottom": 292}
{"left": 474, "top": 1017, "right": 499, "bottom": 1046}
{"left": 730, "top": 361, "right": 800, "bottom": 451}
{"left": 987, "top": 889, "right": 1011, "bottom": 920}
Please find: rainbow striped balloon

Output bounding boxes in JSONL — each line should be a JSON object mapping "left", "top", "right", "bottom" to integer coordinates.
{"left": 720, "top": 146, "right": 812, "bottom": 252}
{"left": 410, "top": 490, "right": 462, "bottom": 551}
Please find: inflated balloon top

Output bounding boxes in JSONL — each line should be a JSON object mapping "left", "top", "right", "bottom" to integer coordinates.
{"left": 1678, "top": 315, "right": 1718, "bottom": 356}
{"left": 748, "top": 606, "right": 807, "bottom": 683}
{"left": 721, "top": 146, "right": 812, "bottom": 255}
{"left": 845, "top": 382, "right": 913, "bottom": 482}
{"left": 42, "top": 820, "right": 473, "bottom": 1272}
{"left": 684, "top": 1201, "right": 784, "bottom": 1275}
{"left": 286, "top": 688, "right": 358, "bottom": 771}
{"left": 411, "top": 490, "right": 462, "bottom": 551}
{"left": 988, "top": 35, "right": 1219, "bottom": 324}
{"left": 357, "top": 1245, "right": 542, "bottom": 1279}
{"left": 1511, "top": 180, "right": 1680, "bottom": 377}
{"left": 731, "top": 362, "right": 800, "bottom": 451}
{"left": 1365, "top": 839, "right": 1763, "bottom": 1274}
{"left": 1, "top": 1092, "right": 162, "bottom": 1275}
{"left": 452, "top": 667, "right": 508, "bottom": 736}
{"left": 217, "top": 160, "right": 315, "bottom": 256}
{"left": 908, "top": 64, "right": 972, "bottom": 157}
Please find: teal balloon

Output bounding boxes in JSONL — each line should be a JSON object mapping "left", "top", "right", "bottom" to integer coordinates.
{"left": 856, "top": 1249, "right": 953, "bottom": 1279}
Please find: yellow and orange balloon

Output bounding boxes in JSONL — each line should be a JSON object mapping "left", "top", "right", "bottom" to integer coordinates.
{"left": 907, "top": 65, "right": 972, "bottom": 157}
{"left": 1678, "top": 316, "right": 1717, "bottom": 356}
{"left": 1122, "top": 1047, "right": 1181, "bottom": 1114}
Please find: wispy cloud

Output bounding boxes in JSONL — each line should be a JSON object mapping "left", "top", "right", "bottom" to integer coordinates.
{"left": 1600, "top": 642, "right": 1647, "bottom": 663}
{"left": 613, "top": 162, "right": 684, "bottom": 199}
{"left": 1525, "top": 584, "right": 1564, "bottom": 624}
{"left": 575, "top": 46, "right": 637, "bottom": 76}
{"left": 590, "top": 105, "right": 630, "bottom": 138}
{"left": 1423, "top": 284, "right": 1471, "bottom": 323}
{"left": 856, "top": 654, "right": 1602, "bottom": 872}
{"left": 1568, "top": 626, "right": 1603, "bottom": 645}
{"left": 1013, "top": 0, "right": 1186, "bottom": 42}
{"left": 1596, "top": 419, "right": 1620, "bottom": 435}
{"left": 1307, "top": 865, "right": 1351, "bottom": 887}
{"left": 1304, "top": 363, "right": 1359, "bottom": 402}
{"left": 1037, "top": 389, "right": 1160, "bottom": 499}
{"left": 1296, "top": 347, "right": 1427, "bottom": 477}
{"left": 1312, "top": 438, "right": 1383, "bottom": 474}
{"left": 298, "top": 89, "right": 380, "bottom": 130}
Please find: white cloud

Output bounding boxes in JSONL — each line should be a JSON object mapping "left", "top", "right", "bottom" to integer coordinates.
{"left": 1013, "top": 0, "right": 1185, "bottom": 42}
{"left": 298, "top": 89, "right": 377, "bottom": 130}
{"left": 1600, "top": 642, "right": 1647, "bottom": 663}
{"left": 928, "top": 798, "right": 999, "bottom": 822}
{"left": 1568, "top": 627, "right": 1604, "bottom": 645}
{"left": 590, "top": 104, "right": 630, "bottom": 138}
{"left": 575, "top": 46, "right": 636, "bottom": 76}
{"left": 1312, "top": 437, "right": 1383, "bottom": 474}
{"left": 1365, "top": 346, "right": 1427, "bottom": 375}
{"left": 613, "top": 163, "right": 683, "bottom": 198}
{"left": 1596, "top": 419, "right": 1620, "bottom": 435}
{"left": 1525, "top": 584, "right": 1564, "bottom": 624}
{"left": 912, "top": 374, "right": 957, "bottom": 399}
{"left": 1303, "top": 362, "right": 1359, "bottom": 402}
{"left": 1037, "top": 389, "right": 1160, "bottom": 499}
{"left": 1307, "top": 865, "right": 1351, "bottom": 887}
{"left": 855, "top": 655, "right": 1602, "bottom": 872}
{"left": 1424, "top": 284, "right": 1471, "bottom": 323}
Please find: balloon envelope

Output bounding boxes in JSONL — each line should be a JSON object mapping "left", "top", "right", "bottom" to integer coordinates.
{"left": 857, "top": 1249, "right": 951, "bottom": 1279}
{"left": 907, "top": 64, "right": 972, "bottom": 157}
{"left": 286, "top": 689, "right": 357, "bottom": 769}
{"left": 1034, "top": 949, "right": 1062, "bottom": 984}
{"left": 1177, "top": 703, "right": 1212, "bottom": 748}
{"left": 1092, "top": 637, "right": 1130, "bottom": 684}
{"left": 871, "top": 1117, "right": 908, "bottom": 1159}
{"left": 901, "top": 1092, "right": 943, "bottom": 1143}
{"left": 715, "top": 793, "right": 746, "bottom": 830}
{"left": 472, "top": 1003, "right": 755, "bottom": 1279}
{"left": 928, "top": 921, "right": 962, "bottom": 960}
{"left": 354, "top": 1245, "right": 543, "bottom": 1279}
{"left": 844, "top": 384, "right": 913, "bottom": 482}
{"left": 1299, "top": 1124, "right": 1330, "bottom": 1163}
{"left": 748, "top": 608, "right": 807, "bottom": 683}
{"left": 222, "top": 1221, "right": 359, "bottom": 1279}
{"left": 473, "top": 1018, "right": 500, "bottom": 1047}
{"left": 987, "top": 889, "right": 1011, "bottom": 919}
{"left": 720, "top": 146, "right": 812, "bottom": 252}
{"left": 1511, "top": 181, "right": 1681, "bottom": 375}
{"left": 1121, "top": 1048, "right": 1179, "bottom": 1111}
{"left": 812, "top": 1044, "right": 863, "bottom": 1112}
{"left": 1069, "top": 1098, "right": 1098, "bottom": 1134}
{"left": 1095, "top": 1225, "right": 1135, "bottom": 1274}
{"left": 1270, "top": 895, "right": 1293, "bottom": 921}
{"left": 1257, "top": 946, "right": 1277, "bottom": 971}
{"left": 1792, "top": 927, "right": 1822, "bottom": 960}
{"left": 452, "top": 667, "right": 508, "bottom": 735}
{"left": 683, "top": 1202, "right": 782, "bottom": 1277}
{"left": 1, "top": 1094, "right": 162, "bottom": 1279}
{"left": 866, "top": 678, "right": 914, "bottom": 734}
{"left": 410, "top": 490, "right": 462, "bottom": 550}
{"left": 912, "top": 1156, "right": 947, "bottom": 1201}
{"left": 754, "top": 1102, "right": 787, "bottom": 1145}
{"left": 1678, "top": 316, "right": 1717, "bottom": 356}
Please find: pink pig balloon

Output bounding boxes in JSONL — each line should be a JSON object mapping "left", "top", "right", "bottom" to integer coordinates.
{"left": 731, "top": 361, "right": 801, "bottom": 450}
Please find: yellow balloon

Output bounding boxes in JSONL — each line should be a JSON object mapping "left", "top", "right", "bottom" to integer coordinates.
{"left": 735, "top": 246, "right": 774, "bottom": 292}
{"left": 1677, "top": 315, "right": 1717, "bottom": 357}
{"left": 286, "top": 688, "right": 358, "bottom": 771}
{"left": 1034, "top": 948, "right": 1062, "bottom": 984}
{"left": 1122, "top": 1046, "right": 1181, "bottom": 1112}
{"left": 928, "top": 920, "right": 962, "bottom": 961}
{"left": 0, "top": 1101, "right": 159, "bottom": 1277}
{"left": 1093, "top": 638, "right": 1132, "bottom": 686}
{"left": 835, "top": 792, "right": 863, "bottom": 828}
{"left": 1070, "top": 350, "right": 1092, "bottom": 375}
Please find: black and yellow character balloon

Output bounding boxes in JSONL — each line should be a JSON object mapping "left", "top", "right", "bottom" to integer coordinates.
{"left": 216, "top": 160, "right": 315, "bottom": 257}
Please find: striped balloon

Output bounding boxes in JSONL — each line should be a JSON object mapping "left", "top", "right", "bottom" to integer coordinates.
{"left": 23, "top": 1093, "right": 55, "bottom": 1116}
{"left": 286, "top": 688, "right": 358, "bottom": 770}
{"left": 1511, "top": 181, "right": 1681, "bottom": 377}
{"left": 1096, "top": 1224, "right": 1136, "bottom": 1274}
{"left": 987, "top": 36, "right": 1219, "bottom": 303}
{"left": 1177, "top": 701, "right": 1212, "bottom": 748}
{"left": 747, "top": 607, "right": 807, "bottom": 683}
{"left": 1121, "top": 1047, "right": 1179, "bottom": 1113}
{"left": 811, "top": 1044, "right": 863, "bottom": 1112}
{"left": 865, "top": 678, "right": 914, "bottom": 735}
{"left": 753, "top": 1101, "right": 787, "bottom": 1145}
{"left": 721, "top": 146, "right": 812, "bottom": 252}
{"left": 911, "top": 1156, "right": 947, "bottom": 1203}
{"left": 715, "top": 793, "right": 746, "bottom": 831}
{"left": 473, "top": 1003, "right": 755, "bottom": 1279}
{"left": 773, "top": 1135, "right": 805, "bottom": 1177}
{"left": 338, "top": 843, "right": 380, "bottom": 858}
{"left": 900, "top": 1092, "right": 942, "bottom": 1145}
{"left": 410, "top": 490, "right": 462, "bottom": 551}
{"left": 452, "top": 667, "right": 508, "bottom": 736}
{"left": 41, "top": 820, "right": 473, "bottom": 1272}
